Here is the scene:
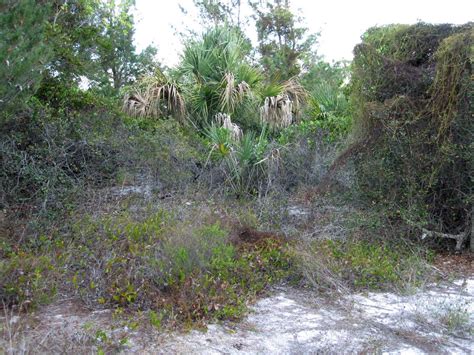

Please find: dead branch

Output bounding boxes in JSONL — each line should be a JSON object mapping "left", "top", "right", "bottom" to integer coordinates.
{"left": 420, "top": 228, "right": 468, "bottom": 251}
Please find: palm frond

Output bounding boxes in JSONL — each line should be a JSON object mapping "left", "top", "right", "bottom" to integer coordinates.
{"left": 260, "top": 94, "right": 293, "bottom": 129}
{"left": 311, "top": 81, "right": 348, "bottom": 115}
{"left": 259, "top": 78, "right": 308, "bottom": 129}
{"left": 122, "top": 90, "right": 149, "bottom": 118}
{"left": 123, "top": 76, "right": 186, "bottom": 122}
{"left": 215, "top": 112, "right": 242, "bottom": 141}
{"left": 220, "top": 72, "right": 236, "bottom": 113}
{"left": 219, "top": 72, "right": 252, "bottom": 114}
{"left": 177, "top": 26, "right": 263, "bottom": 127}
{"left": 281, "top": 78, "right": 309, "bottom": 117}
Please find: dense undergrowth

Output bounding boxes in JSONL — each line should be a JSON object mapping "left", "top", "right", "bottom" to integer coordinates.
{"left": 2, "top": 203, "right": 293, "bottom": 324}
{"left": 348, "top": 22, "right": 473, "bottom": 242}
{"left": 1, "top": 4, "right": 472, "bottom": 350}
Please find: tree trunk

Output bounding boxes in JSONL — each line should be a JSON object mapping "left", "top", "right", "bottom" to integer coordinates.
{"left": 470, "top": 206, "right": 474, "bottom": 252}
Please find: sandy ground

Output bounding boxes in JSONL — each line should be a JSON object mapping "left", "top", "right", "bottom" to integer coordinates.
{"left": 2, "top": 278, "right": 472, "bottom": 354}
{"left": 148, "top": 279, "right": 473, "bottom": 354}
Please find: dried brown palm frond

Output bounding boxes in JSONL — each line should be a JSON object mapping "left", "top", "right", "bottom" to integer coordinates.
{"left": 123, "top": 90, "right": 149, "bottom": 118}
{"left": 260, "top": 78, "right": 308, "bottom": 129}
{"left": 214, "top": 112, "right": 242, "bottom": 141}
{"left": 148, "top": 82, "right": 186, "bottom": 120}
{"left": 260, "top": 94, "right": 293, "bottom": 129}
{"left": 221, "top": 72, "right": 236, "bottom": 113}
{"left": 236, "top": 81, "right": 251, "bottom": 99}
{"left": 281, "top": 78, "right": 309, "bottom": 118}
{"left": 220, "top": 72, "right": 252, "bottom": 114}
{"left": 123, "top": 80, "right": 186, "bottom": 122}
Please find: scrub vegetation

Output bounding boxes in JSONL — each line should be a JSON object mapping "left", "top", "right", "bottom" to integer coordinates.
{"left": 0, "top": 0, "right": 472, "bottom": 352}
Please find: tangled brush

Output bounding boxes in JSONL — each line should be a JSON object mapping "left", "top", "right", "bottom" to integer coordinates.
{"left": 331, "top": 22, "right": 473, "bottom": 244}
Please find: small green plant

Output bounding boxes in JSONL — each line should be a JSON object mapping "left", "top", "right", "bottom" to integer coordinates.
{"left": 413, "top": 298, "right": 473, "bottom": 337}
{"left": 432, "top": 301, "right": 472, "bottom": 335}
{"left": 0, "top": 253, "right": 57, "bottom": 308}
{"left": 295, "top": 238, "right": 430, "bottom": 291}
{"left": 149, "top": 310, "right": 164, "bottom": 329}
{"left": 205, "top": 125, "right": 275, "bottom": 196}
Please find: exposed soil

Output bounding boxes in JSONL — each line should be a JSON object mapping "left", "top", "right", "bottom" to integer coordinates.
{"left": 2, "top": 277, "right": 472, "bottom": 354}
{"left": 433, "top": 252, "right": 473, "bottom": 278}
{"left": 148, "top": 279, "right": 473, "bottom": 354}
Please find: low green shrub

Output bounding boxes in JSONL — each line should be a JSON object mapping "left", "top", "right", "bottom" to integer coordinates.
{"left": 0, "top": 253, "right": 57, "bottom": 308}
{"left": 295, "top": 238, "right": 431, "bottom": 291}
{"left": 64, "top": 209, "right": 293, "bottom": 323}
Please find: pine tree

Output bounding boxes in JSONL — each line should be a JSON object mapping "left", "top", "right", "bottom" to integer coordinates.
{"left": 251, "top": 0, "right": 318, "bottom": 81}
{"left": 95, "top": 0, "right": 158, "bottom": 93}
{"left": 0, "top": 0, "right": 52, "bottom": 115}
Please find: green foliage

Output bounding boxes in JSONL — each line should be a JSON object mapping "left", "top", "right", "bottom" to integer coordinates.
{"left": 27, "top": 0, "right": 159, "bottom": 94}
{"left": 0, "top": 0, "right": 166, "bottom": 214}
{"left": 305, "top": 98, "right": 351, "bottom": 142}
{"left": 0, "top": 96, "right": 120, "bottom": 212}
{"left": 252, "top": 0, "right": 319, "bottom": 81}
{"left": 205, "top": 125, "right": 274, "bottom": 196}
{"left": 349, "top": 23, "right": 473, "bottom": 239}
{"left": 95, "top": 0, "right": 159, "bottom": 93}
{"left": 301, "top": 60, "right": 350, "bottom": 90}
{"left": 125, "top": 26, "right": 265, "bottom": 130}
{"left": 300, "top": 60, "right": 352, "bottom": 141}
{"left": 44, "top": 0, "right": 102, "bottom": 84}
{"left": 296, "top": 238, "right": 431, "bottom": 291}
{"left": 63, "top": 210, "right": 293, "bottom": 323}
{"left": 205, "top": 124, "right": 233, "bottom": 158}
{"left": 435, "top": 302, "right": 472, "bottom": 335}
{"left": 149, "top": 310, "right": 164, "bottom": 329}
{"left": 178, "top": 26, "right": 262, "bottom": 128}
{"left": 309, "top": 84, "right": 348, "bottom": 118}
{"left": 125, "top": 24, "right": 311, "bottom": 132}
{"left": 5, "top": 1, "right": 468, "bottom": 340}
{"left": 329, "top": 240, "right": 400, "bottom": 288}
{"left": 0, "top": 253, "right": 57, "bottom": 307}
{"left": 0, "top": 0, "right": 52, "bottom": 114}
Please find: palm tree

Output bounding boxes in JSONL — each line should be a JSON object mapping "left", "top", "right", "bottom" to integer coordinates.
{"left": 123, "top": 69, "right": 185, "bottom": 122}
{"left": 177, "top": 26, "right": 262, "bottom": 129}
{"left": 123, "top": 26, "right": 308, "bottom": 133}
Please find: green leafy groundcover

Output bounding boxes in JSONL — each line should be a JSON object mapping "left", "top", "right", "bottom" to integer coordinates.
{"left": 1, "top": 211, "right": 294, "bottom": 324}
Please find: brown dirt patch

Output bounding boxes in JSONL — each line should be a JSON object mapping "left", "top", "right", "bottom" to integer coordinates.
{"left": 433, "top": 252, "right": 474, "bottom": 278}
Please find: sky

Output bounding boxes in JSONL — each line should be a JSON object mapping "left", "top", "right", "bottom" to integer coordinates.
{"left": 133, "top": 0, "right": 473, "bottom": 67}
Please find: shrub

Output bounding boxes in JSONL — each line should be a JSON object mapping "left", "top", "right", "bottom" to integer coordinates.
{"left": 347, "top": 23, "right": 473, "bottom": 244}
{"left": 66, "top": 209, "right": 293, "bottom": 323}
{"left": 204, "top": 125, "right": 276, "bottom": 197}
{"left": 295, "top": 238, "right": 431, "bottom": 291}
{"left": 0, "top": 253, "right": 57, "bottom": 308}
{"left": 0, "top": 100, "right": 120, "bottom": 214}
